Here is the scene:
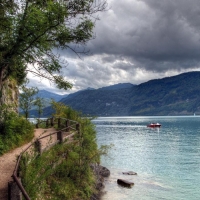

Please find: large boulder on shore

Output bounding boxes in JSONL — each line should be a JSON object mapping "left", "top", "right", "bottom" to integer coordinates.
{"left": 99, "top": 165, "right": 110, "bottom": 177}
{"left": 90, "top": 164, "right": 110, "bottom": 177}
{"left": 117, "top": 179, "right": 134, "bottom": 188}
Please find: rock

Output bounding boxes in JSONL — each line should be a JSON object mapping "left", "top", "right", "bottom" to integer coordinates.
{"left": 96, "top": 181, "right": 105, "bottom": 191}
{"left": 117, "top": 179, "right": 134, "bottom": 188}
{"left": 99, "top": 166, "right": 110, "bottom": 177}
{"left": 90, "top": 164, "right": 110, "bottom": 200}
{"left": 90, "top": 164, "right": 110, "bottom": 177}
{"left": 122, "top": 171, "right": 137, "bottom": 175}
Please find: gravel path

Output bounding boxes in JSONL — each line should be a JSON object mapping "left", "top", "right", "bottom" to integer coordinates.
{"left": 0, "top": 128, "right": 56, "bottom": 200}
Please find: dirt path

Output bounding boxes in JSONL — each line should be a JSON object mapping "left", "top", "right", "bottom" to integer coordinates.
{"left": 0, "top": 128, "right": 56, "bottom": 200}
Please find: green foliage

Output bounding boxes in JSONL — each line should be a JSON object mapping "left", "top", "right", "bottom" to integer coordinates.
{"left": 0, "top": 105, "right": 34, "bottom": 155}
{"left": 33, "top": 97, "right": 45, "bottom": 119}
{"left": 51, "top": 100, "right": 81, "bottom": 121}
{"left": 0, "top": 0, "right": 106, "bottom": 92}
{"left": 51, "top": 100, "right": 69, "bottom": 118}
{"left": 20, "top": 84, "right": 38, "bottom": 119}
{"left": 57, "top": 71, "right": 200, "bottom": 116}
{"left": 20, "top": 103, "right": 108, "bottom": 199}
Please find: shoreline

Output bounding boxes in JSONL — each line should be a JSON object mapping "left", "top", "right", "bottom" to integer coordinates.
{"left": 91, "top": 164, "right": 110, "bottom": 200}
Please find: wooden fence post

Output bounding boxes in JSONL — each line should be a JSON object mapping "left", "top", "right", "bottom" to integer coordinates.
{"left": 36, "top": 123, "right": 39, "bottom": 129}
{"left": 16, "top": 156, "right": 21, "bottom": 177}
{"left": 46, "top": 119, "right": 49, "bottom": 128}
{"left": 57, "top": 131, "right": 63, "bottom": 143}
{"left": 8, "top": 181, "right": 12, "bottom": 200}
{"left": 50, "top": 117, "right": 54, "bottom": 126}
{"left": 66, "top": 120, "right": 70, "bottom": 132}
{"left": 8, "top": 180, "right": 22, "bottom": 200}
{"left": 76, "top": 123, "right": 80, "bottom": 135}
{"left": 34, "top": 140, "right": 42, "bottom": 154}
{"left": 58, "top": 118, "right": 61, "bottom": 128}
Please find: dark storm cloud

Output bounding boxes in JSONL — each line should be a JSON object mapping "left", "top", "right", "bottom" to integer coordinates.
{"left": 89, "top": 0, "right": 200, "bottom": 72}
{"left": 28, "top": 0, "right": 200, "bottom": 93}
{"left": 113, "top": 61, "right": 135, "bottom": 71}
{"left": 101, "top": 55, "right": 118, "bottom": 63}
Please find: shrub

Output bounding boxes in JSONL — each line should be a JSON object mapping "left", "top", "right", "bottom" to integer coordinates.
{"left": 20, "top": 103, "right": 107, "bottom": 199}
{"left": 0, "top": 107, "right": 34, "bottom": 155}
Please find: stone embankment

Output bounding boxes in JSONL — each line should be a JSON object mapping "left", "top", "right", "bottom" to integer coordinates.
{"left": 91, "top": 164, "right": 110, "bottom": 200}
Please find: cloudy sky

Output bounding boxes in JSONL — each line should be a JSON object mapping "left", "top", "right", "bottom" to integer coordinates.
{"left": 28, "top": 0, "right": 200, "bottom": 94}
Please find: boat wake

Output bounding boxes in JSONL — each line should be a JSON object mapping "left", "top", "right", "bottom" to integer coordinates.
{"left": 95, "top": 125, "right": 147, "bottom": 128}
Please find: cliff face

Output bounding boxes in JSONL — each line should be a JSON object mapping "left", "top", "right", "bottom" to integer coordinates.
{"left": 1, "top": 78, "right": 19, "bottom": 112}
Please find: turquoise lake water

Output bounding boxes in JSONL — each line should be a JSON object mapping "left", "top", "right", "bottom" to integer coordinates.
{"left": 93, "top": 116, "right": 200, "bottom": 200}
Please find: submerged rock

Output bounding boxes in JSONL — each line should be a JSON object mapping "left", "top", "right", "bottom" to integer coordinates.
{"left": 122, "top": 171, "right": 137, "bottom": 175}
{"left": 117, "top": 179, "right": 134, "bottom": 188}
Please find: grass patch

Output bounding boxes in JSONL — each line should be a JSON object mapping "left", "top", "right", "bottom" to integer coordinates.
{"left": 20, "top": 103, "right": 108, "bottom": 199}
{"left": 0, "top": 110, "right": 34, "bottom": 155}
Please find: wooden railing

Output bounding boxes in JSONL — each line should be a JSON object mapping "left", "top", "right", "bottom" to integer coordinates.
{"left": 9, "top": 117, "right": 80, "bottom": 200}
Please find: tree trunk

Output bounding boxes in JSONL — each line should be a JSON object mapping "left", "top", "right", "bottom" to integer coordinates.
{"left": 0, "top": 78, "right": 19, "bottom": 113}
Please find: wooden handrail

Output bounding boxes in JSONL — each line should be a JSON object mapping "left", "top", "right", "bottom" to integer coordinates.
{"left": 11, "top": 117, "right": 80, "bottom": 200}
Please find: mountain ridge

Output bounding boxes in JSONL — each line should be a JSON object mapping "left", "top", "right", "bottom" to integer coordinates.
{"left": 35, "top": 90, "right": 68, "bottom": 102}
{"left": 29, "top": 71, "right": 200, "bottom": 117}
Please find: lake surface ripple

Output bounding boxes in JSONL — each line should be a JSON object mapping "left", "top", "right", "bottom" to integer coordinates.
{"left": 93, "top": 116, "right": 200, "bottom": 200}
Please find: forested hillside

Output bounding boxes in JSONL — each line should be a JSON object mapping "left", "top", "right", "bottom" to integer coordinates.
{"left": 30, "top": 72, "right": 200, "bottom": 117}
{"left": 128, "top": 71, "right": 200, "bottom": 115}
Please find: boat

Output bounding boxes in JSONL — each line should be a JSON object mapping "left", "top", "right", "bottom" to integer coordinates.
{"left": 147, "top": 123, "right": 161, "bottom": 128}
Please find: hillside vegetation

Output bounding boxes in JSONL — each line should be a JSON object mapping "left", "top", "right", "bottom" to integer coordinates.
{"left": 21, "top": 103, "right": 109, "bottom": 200}
{"left": 128, "top": 72, "right": 200, "bottom": 115}
{"left": 30, "top": 71, "right": 200, "bottom": 116}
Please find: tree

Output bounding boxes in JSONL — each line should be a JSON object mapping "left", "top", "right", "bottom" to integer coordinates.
{"left": 33, "top": 97, "right": 45, "bottom": 119}
{"left": 51, "top": 100, "right": 69, "bottom": 118}
{"left": 0, "top": 0, "right": 107, "bottom": 106}
{"left": 20, "top": 85, "right": 38, "bottom": 119}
